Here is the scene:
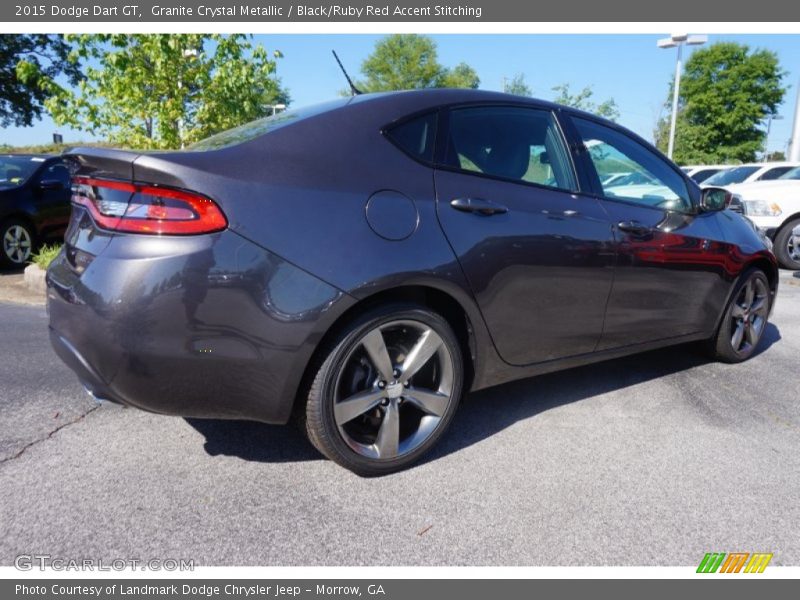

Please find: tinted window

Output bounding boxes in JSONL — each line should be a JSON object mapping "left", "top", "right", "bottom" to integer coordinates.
{"left": 385, "top": 112, "right": 437, "bottom": 163}
{"left": 691, "top": 168, "right": 722, "bottom": 183}
{"left": 780, "top": 167, "right": 800, "bottom": 180}
{"left": 41, "top": 163, "right": 70, "bottom": 187}
{"left": 573, "top": 118, "right": 691, "bottom": 212}
{"left": 444, "top": 106, "right": 576, "bottom": 191}
{"left": 189, "top": 99, "right": 350, "bottom": 151}
{"left": 704, "top": 166, "right": 760, "bottom": 186}
{"left": 757, "top": 166, "right": 793, "bottom": 181}
{"left": 0, "top": 155, "right": 44, "bottom": 188}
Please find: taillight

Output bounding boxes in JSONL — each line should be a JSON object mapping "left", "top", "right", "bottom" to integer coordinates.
{"left": 71, "top": 177, "right": 227, "bottom": 235}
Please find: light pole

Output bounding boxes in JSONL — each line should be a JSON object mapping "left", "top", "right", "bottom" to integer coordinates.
{"left": 177, "top": 48, "right": 199, "bottom": 149}
{"left": 657, "top": 33, "right": 707, "bottom": 159}
{"left": 790, "top": 80, "right": 800, "bottom": 162}
{"left": 763, "top": 114, "right": 783, "bottom": 160}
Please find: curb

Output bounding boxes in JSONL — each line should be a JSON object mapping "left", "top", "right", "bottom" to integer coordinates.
{"left": 24, "top": 264, "right": 47, "bottom": 295}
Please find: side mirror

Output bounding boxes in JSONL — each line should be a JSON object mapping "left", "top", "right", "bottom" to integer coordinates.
{"left": 700, "top": 187, "right": 731, "bottom": 212}
{"left": 39, "top": 179, "right": 67, "bottom": 190}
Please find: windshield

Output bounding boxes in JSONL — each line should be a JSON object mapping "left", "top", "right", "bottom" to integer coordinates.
{"left": 189, "top": 98, "right": 351, "bottom": 151}
{"left": 704, "top": 166, "right": 760, "bottom": 186}
{"left": 0, "top": 156, "right": 44, "bottom": 188}
{"left": 779, "top": 167, "right": 800, "bottom": 180}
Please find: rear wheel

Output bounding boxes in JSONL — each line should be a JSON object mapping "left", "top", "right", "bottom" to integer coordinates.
{"left": 709, "top": 268, "right": 771, "bottom": 363}
{"left": 303, "top": 305, "right": 464, "bottom": 476}
{"left": 773, "top": 217, "right": 800, "bottom": 270}
{"left": 0, "top": 219, "right": 35, "bottom": 269}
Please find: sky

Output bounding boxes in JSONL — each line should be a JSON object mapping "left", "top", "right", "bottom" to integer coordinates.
{"left": 3, "top": 33, "right": 799, "bottom": 155}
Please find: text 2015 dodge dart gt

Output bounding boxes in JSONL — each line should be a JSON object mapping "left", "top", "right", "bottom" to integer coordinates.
{"left": 47, "top": 89, "right": 778, "bottom": 475}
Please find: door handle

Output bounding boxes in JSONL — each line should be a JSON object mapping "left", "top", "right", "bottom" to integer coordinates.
{"left": 617, "top": 220, "right": 652, "bottom": 235}
{"left": 450, "top": 198, "right": 509, "bottom": 216}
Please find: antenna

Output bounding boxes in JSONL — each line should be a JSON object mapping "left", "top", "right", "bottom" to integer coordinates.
{"left": 332, "top": 50, "right": 363, "bottom": 96}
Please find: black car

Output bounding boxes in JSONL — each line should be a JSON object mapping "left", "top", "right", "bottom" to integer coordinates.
{"left": 47, "top": 90, "right": 778, "bottom": 475}
{"left": 1, "top": 154, "right": 72, "bottom": 267}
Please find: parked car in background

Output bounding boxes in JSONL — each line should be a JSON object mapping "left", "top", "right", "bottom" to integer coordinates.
{"left": 47, "top": 90, "right": 778, "bottom": 475}
{"left": 681, "top": 165, "right": 730, "bottom": 184}
{"left": 702, "top": 162, "right": 799, "bottom": 188}
{"left": 0, "top": 154, "right": 71, "bottom": 268}
{"left": 601, "top": 172, "right": 631, "bottom": 187}
{"left": 727, "top": 166, "right": 800, "bottom": 269}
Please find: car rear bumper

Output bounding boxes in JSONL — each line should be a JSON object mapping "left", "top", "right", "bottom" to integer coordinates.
{"left": 46, "top": 226, "right": 353, "bottom": 424}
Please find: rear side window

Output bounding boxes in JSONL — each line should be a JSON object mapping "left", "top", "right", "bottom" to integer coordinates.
{"left": 443, "top": 106, "right": 576, "bottom": 191}
{"left": 758, "top": 166, "right": 793, "bottom": 181}
{"left": 41, "top": 163, "right": 70, "bottom": 187}
{"left": 385, "top": 112, "right": 437, "bottom": 164}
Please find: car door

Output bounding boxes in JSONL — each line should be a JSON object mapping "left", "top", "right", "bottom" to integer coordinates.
{"left": 434, "top": 105, "right": 616, "bottom": 366}
{"left": 565, "top": 115, "right": 733, "bottom": 350}
{"left": 34, "top": 161, "right": 72, "bottom": 237}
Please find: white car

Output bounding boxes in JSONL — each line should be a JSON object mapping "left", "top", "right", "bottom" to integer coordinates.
{"left": 601, "top": 172, "right": 631, "bottom": 187}
{"left": 727, "top": 166, "right": 800, "bottom": 269}
{"left": 702, "top": 162, "right": 799, "bottom": 188}
{"left": 681, "top": 164, "right": 730, "bottom": 184}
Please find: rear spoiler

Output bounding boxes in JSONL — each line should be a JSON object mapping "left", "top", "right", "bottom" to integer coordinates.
{"left": 62, "top": 147, "right": 142, "bottom": 182}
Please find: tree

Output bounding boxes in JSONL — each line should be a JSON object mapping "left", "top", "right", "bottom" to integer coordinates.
{"left": 356, "top": 34, "right": 479, "bottom": 92}
{"left": 46, "top": 34, "right": 288, "bottom": 149}
{"left": 440, "top": 62, "right": 480, "bottom": 89}
{"left": 504, "top": 73, "right": 532, "bottom": 97}
{"left": 0, "top": 34, "right": 82, "bottom": 127}
{"left": 766, "top": 150, "right": 786, "bottom": 162}
{"left": 654, "top": 42, "right": 786, "bottom": 164}
{"left": 552, "top": 84, "right": 619, "bottom": 120}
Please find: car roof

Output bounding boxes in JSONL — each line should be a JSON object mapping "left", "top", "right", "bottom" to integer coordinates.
{"left": 744, "top": 162, "right": 800, "bottom": 168}
{"left": 344, "top": 88, "right": 617, "bottom": 125}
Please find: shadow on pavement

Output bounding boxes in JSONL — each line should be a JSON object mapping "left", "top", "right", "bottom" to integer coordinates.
{"left": 186, "top": 323, "right": 781, "bottom": 469}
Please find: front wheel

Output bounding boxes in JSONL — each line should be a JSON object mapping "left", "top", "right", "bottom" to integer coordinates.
{"left": 708, "top": 268, "right": 771, "bottom": 363}
{"left": 303, "top": 305, "right": 464, "bottom": 476}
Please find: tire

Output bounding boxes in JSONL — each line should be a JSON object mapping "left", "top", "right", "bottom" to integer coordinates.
{"left": 708, "top": 268, "right": 771, "bottom": 363}
{"left": 0, "top": 218, "right": 36, "bottom": 269}
{"left": 303, "top": 304, "right": 464, "bottom": 476}
{"left": 773, "top": 217, "right": 800, "bottom": 270}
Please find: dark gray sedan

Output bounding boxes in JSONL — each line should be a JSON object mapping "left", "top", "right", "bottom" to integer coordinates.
{"left": 47, "top": 89, "right": 778, "bottom": 475}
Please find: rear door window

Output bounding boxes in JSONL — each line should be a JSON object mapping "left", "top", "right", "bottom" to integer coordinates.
{"left": 757, "top": 166, "right": 793, "bottom": 181}
{"left": 443, "top": 105, "right": 576, "bottom": 191}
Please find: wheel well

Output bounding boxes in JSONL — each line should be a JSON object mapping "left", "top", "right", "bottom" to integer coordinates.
{"left": 292, "top": 285, "right": 476, "bottom": 419}
{"left": 747, "top": 257, "right": 778, "bottom": 292}
{"left": 0, "top": 213, "right": 38, "bottom": 238}
{"left": 775, "top": 213, "right": 800, "bottom": 239}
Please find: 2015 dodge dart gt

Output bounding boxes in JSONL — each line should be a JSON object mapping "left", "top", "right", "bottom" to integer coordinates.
{"left": 47, "top": 89, "right": 778, "bottom": 475}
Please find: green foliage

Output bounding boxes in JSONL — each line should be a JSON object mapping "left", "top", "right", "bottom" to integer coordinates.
{"left": 357, "top": 35, "right": 479, "bottom": 92}
{"left": 440, "top": 62, "right": 480, "bottom": 89}
{"left": 504, "top": 74, "right": 532, "bottom": 97}
{"left": 30, "top": 243, "right": 62, "bottom": 269}
{"left": 0, "top": 141, "right": 115, "bottom": 154}
{"left": 766, "top": 150, "right": 786, "bottom": 161}
{"left": 45, "top": 34, "right": 288, "bottom": 150}
{"left": 655, "top": 42, "right": 786, "bottom": 163}
{"left": 552, "top": 84, "right": 620, "bottom": 121}
{"left": 0, "top": 34, "right": 82, "bottom": 127}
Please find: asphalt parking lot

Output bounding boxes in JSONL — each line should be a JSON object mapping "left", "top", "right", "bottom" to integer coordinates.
{"left": 1, "top": 271, "right": 798, "bottom": 567}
